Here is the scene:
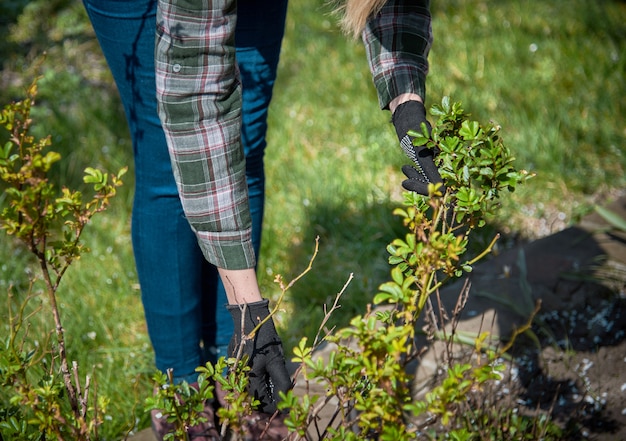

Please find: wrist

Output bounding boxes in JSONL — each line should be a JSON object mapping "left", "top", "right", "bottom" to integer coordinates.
{"left": 389, "top": 93, "right": 423, "bottom": 114}
{"left": 218, "top": 267, "right": 263, "bottom": 305}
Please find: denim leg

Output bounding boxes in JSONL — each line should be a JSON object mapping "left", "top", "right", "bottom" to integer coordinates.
{"left": 208, "top": 0, "right": 289, "bottom": 356}
{"left": 83, "top": 0, "right": 208, "bottom": 383}
{"left": 84, "top": 0, "right": 289, "bottom": 378}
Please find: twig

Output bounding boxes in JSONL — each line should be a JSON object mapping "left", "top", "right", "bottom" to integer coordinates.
{"left": 72, "top": 361, "right": 83, "bottom": 413}
{"left": 312, "top": 273, "right": 352, "bottom": 348}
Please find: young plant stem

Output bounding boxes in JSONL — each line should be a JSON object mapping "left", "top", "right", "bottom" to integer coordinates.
{"left": 38, "top": 253, "right": 79, "bottom": 414}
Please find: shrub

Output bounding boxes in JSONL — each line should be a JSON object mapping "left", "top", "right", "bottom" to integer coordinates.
{"left": 0, "top": 79, "right": 126, "bottom": 439}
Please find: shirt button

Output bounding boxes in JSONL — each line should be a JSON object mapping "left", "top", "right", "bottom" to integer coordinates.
{"left": 173, "top": 63, "right": 181, "bottom": 72}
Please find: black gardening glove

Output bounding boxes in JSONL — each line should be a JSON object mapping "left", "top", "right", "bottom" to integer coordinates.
{"left": 227, "top": 300, "right": 291, "bottom": 414}
{"left": 392, "top": 100, "right": 445, "bottom": 196}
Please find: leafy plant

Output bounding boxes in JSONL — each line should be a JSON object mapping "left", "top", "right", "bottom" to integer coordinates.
{"left": 0, "top": 79, "right": 126, "bottom": 439}
{"left": 271, "top": 97, "right": 533, "bottom": 439}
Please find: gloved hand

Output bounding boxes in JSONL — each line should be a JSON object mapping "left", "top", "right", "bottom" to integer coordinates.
{"left": 227, "top": 300, "right": 291, "bottom": 414}
{"left": 392, "top": 100, "right": 445, "bottom": 196}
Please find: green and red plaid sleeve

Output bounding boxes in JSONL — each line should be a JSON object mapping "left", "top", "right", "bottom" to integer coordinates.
{"left": 363, "top": 0, "right": 432, "bottom": 110}
{"left": 155, "top": 0, "right": 255, "bottom": 270}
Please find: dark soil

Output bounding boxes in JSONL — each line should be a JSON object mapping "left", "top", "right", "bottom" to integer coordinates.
{"left": 510, "top": 284, "right": 626, "bottom": 440}
{"left": 417, "top": 194, "right": 626, "bottom": 440}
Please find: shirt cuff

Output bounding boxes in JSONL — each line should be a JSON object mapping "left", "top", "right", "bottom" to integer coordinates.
{"left": 195, "top": 230, "right": 256, "bottom": 270}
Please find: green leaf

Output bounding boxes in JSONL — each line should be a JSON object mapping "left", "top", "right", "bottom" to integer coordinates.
{"left": 459, "top": 120, "right": 480, "bottom": 140}
{"left": 292, "top": 337, "right": 312, "bottom": 362}
{"left": 41, "top": 151, "right": 61, "bottom": 170}
{"left": 407, "top": 129, "right": 429, "bottom": 146}
{"left": 440, "top": 96, "right": 451, "bottom": 114}
{"left": 594, "top": 205, "right": 626, "bottom": 232}
{"left": 373, "top": 292, "right": 393, "bottom": 304}
{"left": 390, "top": 266, "right": 404, "bottom": 286}
{"left": 83, "top": 167, "right": 103, "bottom": 184}
{"left": 1, "top": 142, "right": 12, "bottom": 159}
{"left": 479, "top": 167, "right": 494, "bottom": 178}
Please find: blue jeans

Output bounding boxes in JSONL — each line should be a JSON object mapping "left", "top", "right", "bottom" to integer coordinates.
{"left": 83, "top": 0, "right": 287, "bottom": 383}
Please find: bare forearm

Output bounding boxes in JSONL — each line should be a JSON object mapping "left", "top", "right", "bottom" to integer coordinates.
{"left": 218, "top": 267, "right": 263, "bottom": 305}
{"left": 389, "top": 93, "right": 423, "bottom": 114}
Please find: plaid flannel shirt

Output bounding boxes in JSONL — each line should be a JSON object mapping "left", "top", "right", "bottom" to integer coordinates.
{"left": 364, "top": 1, "right": 432, "bottom": 109}
{"left": 155, "top": 0, "right": 431, "bottom": 270}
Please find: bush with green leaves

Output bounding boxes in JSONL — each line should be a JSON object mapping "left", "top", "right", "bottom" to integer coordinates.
{"left": 0, "top": 80, "right": 126, "bottom": 440}
{"left": 272, "top": 97, "right": 535, "bottom": 440}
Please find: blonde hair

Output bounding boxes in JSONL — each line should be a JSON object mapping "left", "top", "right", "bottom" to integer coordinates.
{"left": 336, "top": 0, "right": 387, "bottom": 39}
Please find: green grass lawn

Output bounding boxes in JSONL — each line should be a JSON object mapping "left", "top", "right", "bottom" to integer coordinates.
{"left": 1, "top": 0, "right": 624, "bottom": 438}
